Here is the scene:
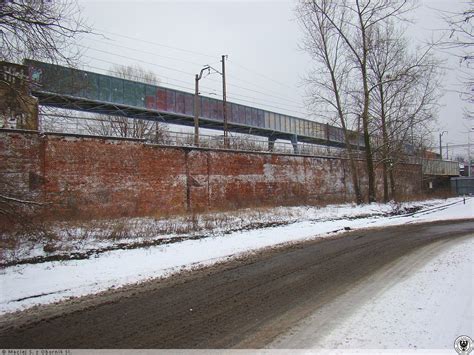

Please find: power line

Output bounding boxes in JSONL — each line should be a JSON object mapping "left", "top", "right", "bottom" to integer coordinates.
{"left": 82, "top": 44, "right": 305, "bottom": 107}
{"left": 87, "top": 30, "right": 305, "bottom": 105}
{"left": 86, "top": 36, "right": 304, "bottom": 106}
{"left": 228, "top": 80, "right": 305, "bottom": 107}
{"left": 229, "top": 59, "right": 294, "bottom": 89}
{"left": 226, "top": 96, "right": 309, "bottom": 117}
{"left": 80, "top": 45, "right": 303, "bottom": 107}
{"left": 81, "top": 59, "right": 194, "bottom": 91}
{"left": 78, "top": 44, "right": 195, "bottom": 76}
{"left": 225, "top": 72, "right": 303, "bottom": 105}
{"left": 226, "top": 92, "right": 305, "bottom": 111}
{"left": 80, "top": 56, "right": 309, "bottom": 116}
{"left": 85, "top": 37, "right": 211, "bottom": 68}
{"left": 94, "top": 30, "right": 300, "bottom": 96}
{"left": 92, "top": 29, "right": 218, "bottom": 59}
{"left": 74, "top": 60, "right": 309, "bottom": 118}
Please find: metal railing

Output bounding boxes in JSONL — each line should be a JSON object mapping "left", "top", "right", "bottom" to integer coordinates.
{"left": 22, "top": 114, "right": 462, "bottom": 173}
{"left": 451, "top": 177, "right": 474, "bottom": 195}
{"left": 150, "top": 130, "right": 348, "bottom": 158}
{"left": 407, "top": 157, "right": 460, "bottom": 176}
{"left": 36, "top": 113, "right": 350, "bottom": 158}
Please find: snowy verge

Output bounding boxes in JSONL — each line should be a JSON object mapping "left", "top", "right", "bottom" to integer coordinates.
{"left": 0, "top": 199, "right": 439, "bottom": 266}
{"left": 318, "top": 236, "right": 473, "bottom": 349}
{"left": 269, "top": 235, "right": 473, "bottom": 350}
{"left": 0, "top": 197, "right": 473, "bottom": 315}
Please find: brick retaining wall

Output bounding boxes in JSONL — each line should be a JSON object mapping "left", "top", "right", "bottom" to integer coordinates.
{"left": 0, "top": 130, "right": 422, "bottom": 225}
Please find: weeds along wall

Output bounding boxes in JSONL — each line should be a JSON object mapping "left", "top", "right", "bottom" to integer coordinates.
{"left": 0, "top": 130, "right": 422, "bottom": 225}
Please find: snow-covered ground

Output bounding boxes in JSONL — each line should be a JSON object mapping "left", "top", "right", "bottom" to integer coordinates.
{"left": 0, "top": 197, "right": 472, "bottom": 316}
{"left": 0, "top": 199, "right": 440, "bottom": 266}
{"left": 270, "top": 235, "right": 473, "bottom": 350}
{"left": 320, "top": 236, "right": 473, "bottom": 349}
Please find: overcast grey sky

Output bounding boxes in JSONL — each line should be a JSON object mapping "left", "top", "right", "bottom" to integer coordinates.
{"left": 78, "top": 0, "right": 471, "bottom": 158}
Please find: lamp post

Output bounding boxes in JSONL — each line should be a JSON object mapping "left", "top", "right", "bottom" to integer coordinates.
{"left": 439, "top": 131, "right": 447, "bottom": 160}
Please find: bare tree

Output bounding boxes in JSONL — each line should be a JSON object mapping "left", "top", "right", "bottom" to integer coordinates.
{"left": 368, "top": 23, "right": 443, "bottom": 201}
{"left": 297, "top": 0, "right": 363, "bottom": 204}
{"left": 438, "top": 1, "right": 473, "bottom": 106}
{"left": 1, "top": 0, "right": 89, "bottom": 224}
{"left": 297, "top": 0, "right": 416, "bottom": 202}
{"left": 1, "top": 0, "right": 90, "bottom": 130}
{"left": 86, "top": 64, "right": 168, "bottom": 141}
{"left": 0, "top": 0, "right": 89, "bottom": 64}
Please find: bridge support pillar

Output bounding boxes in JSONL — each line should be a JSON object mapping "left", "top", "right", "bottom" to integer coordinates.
{"left": 291, "top": 134, "right": 299, "bottom": 154}
{"left": 268, "top": 136, "right": 277, "bottom": 152}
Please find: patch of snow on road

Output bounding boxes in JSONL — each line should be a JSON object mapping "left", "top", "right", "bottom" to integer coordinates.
{"left": 0, "top": 197, "right": 472, "bottom": 314}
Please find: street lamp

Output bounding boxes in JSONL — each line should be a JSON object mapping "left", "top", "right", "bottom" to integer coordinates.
{"left": 439, "top": 131, "right": 447, "bottom": 160}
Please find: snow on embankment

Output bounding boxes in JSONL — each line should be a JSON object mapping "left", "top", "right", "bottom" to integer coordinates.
{"left": 0, "top": 197, "right": 472, "bottom": 315}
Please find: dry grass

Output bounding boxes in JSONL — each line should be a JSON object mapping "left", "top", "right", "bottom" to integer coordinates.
{"left": 0, "top": 195, "right": 453, "bottom": 266}
{"left": 0, "top": 206, "right": 302, "bottom": 264}
{"left": 395, "top": 188, "right": 455, "bottom": 202}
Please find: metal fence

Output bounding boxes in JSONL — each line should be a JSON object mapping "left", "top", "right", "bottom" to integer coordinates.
{"left": 37, "top": 113, "right": 350, "bottom": 158}
{"left": 451, "top": 177, "right": 474, "bottom": 195}
{"left": 421, "top": 159, "right": 460, "bottom": 176}
{"left": 154, "top": 131, "right": 349, "bottom": 158}
{"left": 33, "top": 113, "right": 462, "bottom": 172}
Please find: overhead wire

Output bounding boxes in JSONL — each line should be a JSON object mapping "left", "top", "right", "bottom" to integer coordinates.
{"left": 80, "top": 54, "right": 310, "bottom": 116}
{"left": 94, "top": 29, "right": 218, "bottom": 59}
{"left": 78, "top": 60, "right": 310, "bottom": 117}
{"left": 86, "top": 36, "right": 304, "bottom": 105}
{"left": 82, "top": 56, "right": 193, "bottom": 88}
{"left": 83, "top": 31, "right": 305, "bottom": 106}
{"left": 85, "top": 37, "right": 213, "bottom": 68}
{"left": 81, "top": 44, "right": 305, "bottom": 108}
{"left": 78, "top": 44, "right": 195, "bottom": 77}
{"left": 228, "top": 59, "right": 291, "bottom": 89}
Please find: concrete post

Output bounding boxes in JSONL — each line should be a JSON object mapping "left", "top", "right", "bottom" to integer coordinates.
{"left": 291, "top": 134, "right": 299, "bottom": 154}
{"left": 268, "top": 136, "right": 277, "bottom": 152}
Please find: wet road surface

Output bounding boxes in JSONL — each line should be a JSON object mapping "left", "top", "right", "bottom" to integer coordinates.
{"left": 1, "top": 219, "right": 473, "bottom": 348}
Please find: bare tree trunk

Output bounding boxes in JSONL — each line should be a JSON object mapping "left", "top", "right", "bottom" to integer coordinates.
{"left": 346, "top": 135, "right": 363, "bottom": 204}
{"left": 297, "top": 0, "right": 363, "bottom": 204}
{"left": 297, "top": 0, "right": 421, "bottom": 204}
{"left": 359, "top": 34, "right": 377, "bottom": 202}
{"left": 379, "top": 83, "right": 390, "bottom": 202}
{"left": 329, "top": 70, "right": 363, "bottom": 204}
{"left": 389, "top": 168, "right": 396, "bottom": 200}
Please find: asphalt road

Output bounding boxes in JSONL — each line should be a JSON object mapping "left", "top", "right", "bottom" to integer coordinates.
{"left": 1, "top": 219, "right": 473, "bottom": 348}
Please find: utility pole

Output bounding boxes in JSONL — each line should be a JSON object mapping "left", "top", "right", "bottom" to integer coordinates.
{"left": 194, "top": 65, "right": 210, "bottom": 146}
{"left": 469, "top": 128, "right": 473, "bottom": 177}
{"left": 221, "top": 55, "right": 228, "bottom": 147}
{"left": 439, "top": 131, "right": 447, "bottom": 160}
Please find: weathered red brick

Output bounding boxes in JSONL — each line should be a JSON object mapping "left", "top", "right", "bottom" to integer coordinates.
{"left": 0, "top": 130, "right": 422, "bottom": 227}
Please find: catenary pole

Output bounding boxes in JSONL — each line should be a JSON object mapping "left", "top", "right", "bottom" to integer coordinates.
{"left": 194, "top": 65, "right": 210, "bottom": 146}
{"left": 222, "top": 55, "right": 228, "bottom": 147}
